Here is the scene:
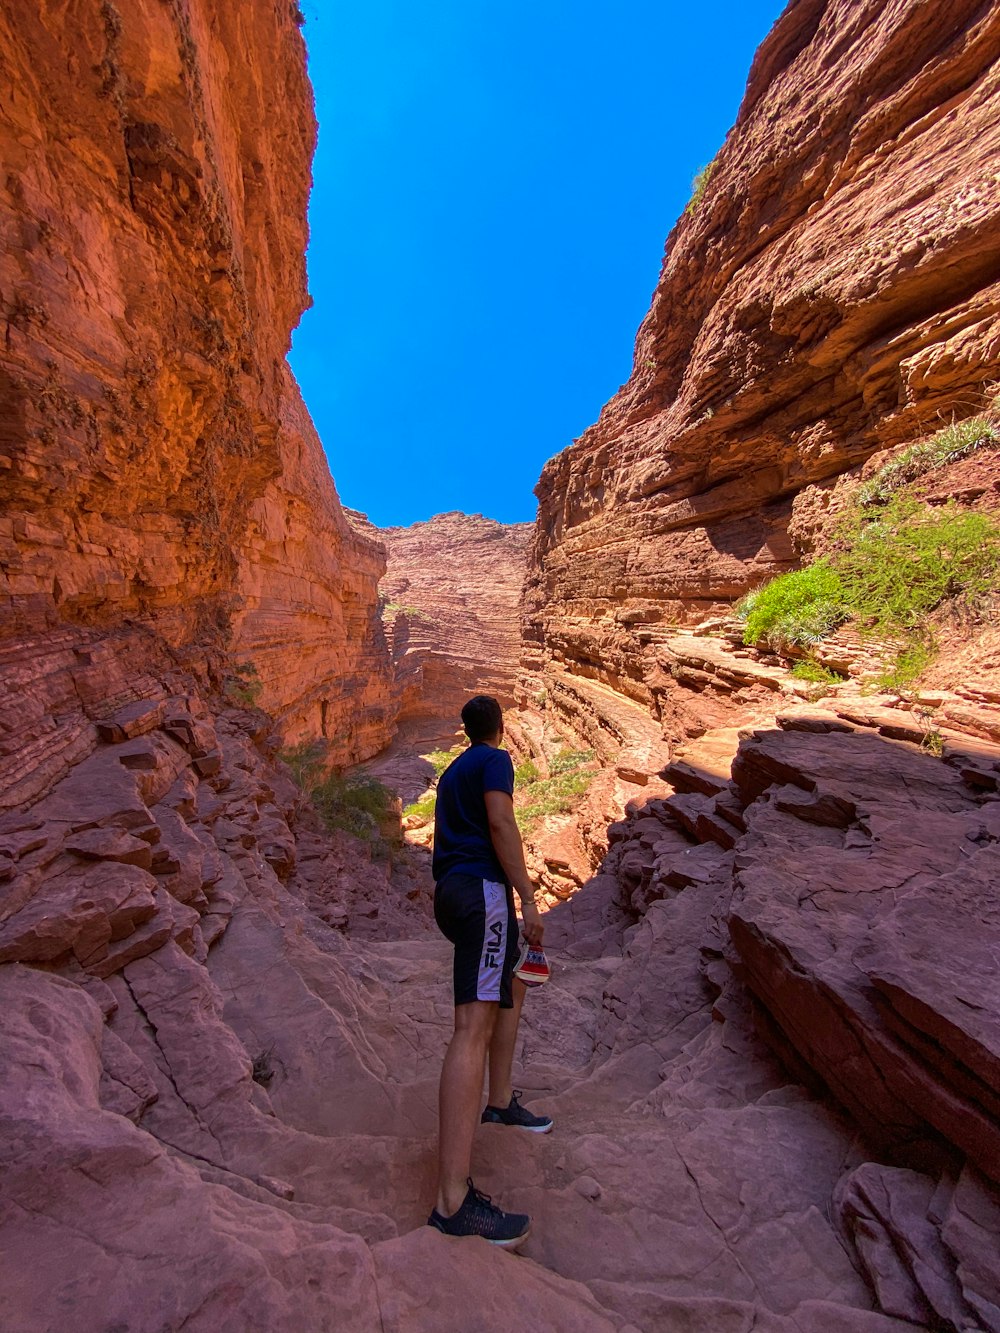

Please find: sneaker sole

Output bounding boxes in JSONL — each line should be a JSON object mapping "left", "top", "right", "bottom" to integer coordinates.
{"left": 490, "top": 1223, "right": 531, "bottom": 1250}
{"left": 428, "top": 1221, "right": 532, "bottom": 1250}
{"left": 481, "top": 1117, "right": 555, "bottom": 1133}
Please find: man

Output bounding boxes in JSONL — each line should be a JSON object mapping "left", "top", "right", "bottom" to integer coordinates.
{"left": 427, "top": 694, "right": 552, "bottom": 1249}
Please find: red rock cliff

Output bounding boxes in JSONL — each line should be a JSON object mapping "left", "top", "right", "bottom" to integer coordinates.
{"left": 526, "top": 0, "right": 1000, "bottom": 731}
{"left": 3, "top": 5, "right": 1000, "bottom": 1329}
{"left": 361, "top": 511, "right": 531, "bottom": 724}
{"left": 513, "top": 5, "right": 1000, "bottom": 1320}
{"left": 0, "top": 0, "right": 393, "bottom": 762}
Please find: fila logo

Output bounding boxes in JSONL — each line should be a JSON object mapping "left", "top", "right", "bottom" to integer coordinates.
{"left": 484, "top": 920, "right": 503, "bottom": 967}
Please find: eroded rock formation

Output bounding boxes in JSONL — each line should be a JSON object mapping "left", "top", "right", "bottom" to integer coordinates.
{"left": 5, "top": 0, "right": 1000, "bottom": 1328}
{"left": 0, "top": 0, "right": 393, "bottom": 762}
{"left": 512, "top": 1, "right": 1000, "bottom": 1323}
{"left": 589, "top": 700, "right": 1000, "bottom": 1329}
{"left": 525, "top": 0, "right": 1000, "bottom": 733}
{"left": 0, "top": 700, "right": 618, "bottom": 1329}
{"left": 363, "top": 511, "right": 531, "bottom": 723}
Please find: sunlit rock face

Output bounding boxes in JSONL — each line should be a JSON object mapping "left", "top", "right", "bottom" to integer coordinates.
{"left": 509, "top": 2, "right": 1000, "bottom": 1321}
{"left": 230, "top": 383, "right": 396, "bottom": 759}
{"left": 0, "top": 0, "right": 393, "bottom": 763}
{"left": 357, "top": 511, "right": 532, "bottom": 725}
{"left": 526, "top": 0, "right": 1000, "bottom": 728}
{"left": 3, "top": 1, "right": 1000, "bottom": 1329}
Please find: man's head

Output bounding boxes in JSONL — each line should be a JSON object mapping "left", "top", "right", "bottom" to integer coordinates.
{"left": 461, "top": 694, "right": 503, "bottom": 744}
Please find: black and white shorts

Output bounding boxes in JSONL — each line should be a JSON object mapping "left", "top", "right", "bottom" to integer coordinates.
{"left": 434, "top": 873, "right": 518, "bottom": 1008}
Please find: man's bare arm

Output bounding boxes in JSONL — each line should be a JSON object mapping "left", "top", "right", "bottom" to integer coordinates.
{"left": 484, "top": 790, "right": 544, "bottom": 945}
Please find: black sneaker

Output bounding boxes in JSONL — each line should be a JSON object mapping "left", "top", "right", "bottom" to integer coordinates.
{"left": 481, "top": 1090, "right": 554, "bottom": 1134}
{"left": 427, "top": 1179, "right": 531, "bottom": 1249}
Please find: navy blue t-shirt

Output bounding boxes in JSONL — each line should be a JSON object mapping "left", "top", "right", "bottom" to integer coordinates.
{"left": 432, "top": 743, "right": 515, "bottom": 886}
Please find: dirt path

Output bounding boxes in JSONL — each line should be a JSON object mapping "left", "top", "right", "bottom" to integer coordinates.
{"left": 311, "top": 714, "right": 910, "bottom": 1329}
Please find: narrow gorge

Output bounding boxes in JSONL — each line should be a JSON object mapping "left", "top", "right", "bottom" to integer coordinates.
{"left": 2, "top": 2, "right": 999, "bottom": 1331}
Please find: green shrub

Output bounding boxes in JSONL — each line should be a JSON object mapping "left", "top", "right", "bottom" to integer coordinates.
{"left": 738, "top": 562, "right": 848, "bottom": 647}
{"left": 514, "top": 749, "right": 595, "bottom": 834}
{"left": 426, "top": 746, "right": 463, "bottom": 777}
{"left": 397, "top": 746, "right": 464, "bottom": 821}
{"left": 739, "top": 493, "right": 1000, "bottom": 689}
{"left": 224, "top": 660, "right": 262, "bottom": 707}
{"left": 514, "top": 758, "right": 540, "bottom": 784}
{"left": 282, "top": 739, "right": 326, "bottom": 788}
{"left": 790, "top": 661, "right": 847, "bottom": 685}
{"left": 383, "top": 601, "right": 428, "bottom": 620}
{"left": 740, "top": 502, "right": 1000, "bottom": 648}
{"left": 920, "top": 728, "right": 944, "bottom": 757}
{"left": 686, "top": 160, "right": 716, "bottom": 214}
{"left": 836, "top": 498, "right": 1000, "bottom": 633}
{"left": 281, "top": 742, "right": 397, "bottom": 846}
{"left": 859, "top": 416, "right": 996, "bottom": 507}
{"left": 515, "top": 771, "right": 591, "bottom": 834}
{"left": 549, "top": 748, "right": 595, "bottom": 775}
{"left": 313, "top": 772, "right": 395, "bottom": 842}
{"left": 403, "top": 793, "right": 437, "bottom": 820}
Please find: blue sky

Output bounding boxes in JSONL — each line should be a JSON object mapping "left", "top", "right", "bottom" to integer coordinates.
{"left": 289, "top": 1, "right": 787, "bottom": 528}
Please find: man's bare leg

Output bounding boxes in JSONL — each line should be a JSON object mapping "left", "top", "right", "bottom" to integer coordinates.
{"left": 436, "top": 1000, "right": 498, "bottom": 1216}
{"left": 486, "top": 976, "right": 527, "bottom": 1110}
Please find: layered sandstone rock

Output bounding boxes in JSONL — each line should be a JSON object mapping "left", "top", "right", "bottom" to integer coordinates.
{"left": 0, "top": 0, "right": 392, "bottom": 761}
{"left": 593, "top": 705, "right": 1000, "bottom": 1328}
{"left": 363, "top": 511, "right": 531, "bottom": 723}
{"left": 0, "top": 683, "right": 625, "bottom": 1331}
{"left": 526, "top": 0, "right": 1000, "bottom": 738}
{"left": 231, "top": 385, "right": 395, "bottom": 757}
{"left": 0, "top": 641, "right": 930, "bottom": 1332}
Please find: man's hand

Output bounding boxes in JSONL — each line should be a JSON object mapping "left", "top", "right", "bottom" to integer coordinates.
{"left": 485, "top": 790, "right": 545, "bottom": 946}
{"left": 520, "top": 899, "right": 544, "bottom": 947}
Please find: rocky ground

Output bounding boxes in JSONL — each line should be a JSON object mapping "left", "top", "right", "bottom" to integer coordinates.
{"left": 4, "top": 629, "right": 998, "bottom": 1328}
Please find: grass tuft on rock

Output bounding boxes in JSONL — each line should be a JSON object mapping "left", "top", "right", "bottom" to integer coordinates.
{"left": 858, "top": 416, "right": 996, "bottom": 507}
{"left": 515, "top": 749, "right": 595, "bottom": 834}
{"left": 738, "top": 493, "right": 1000, "bottom": 689}
{"left": 790, "top": 661, "right": 847, "bottom": 685}
{"left": 282, "top": 741, "right": 397, "bottom": 846}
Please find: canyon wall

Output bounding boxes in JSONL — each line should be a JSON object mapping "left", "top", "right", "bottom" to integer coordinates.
{"left": 362, "top": 511, "right": 531, "bottom": 725}
{"left": 512, "top": 2, "right": 1000, "bottom": 1321}
{"left": 0, "top": 0, "right": 393, "bottom": 765}
{"left": 525, "top": 0, "right": 1000, "bottom": 745}
{"left": 3, "top": 2, "right": 1000, "bottom": 1329}
{"left": 230, "top": 385, "right": 395, "bottom": 758}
